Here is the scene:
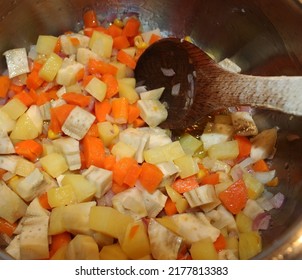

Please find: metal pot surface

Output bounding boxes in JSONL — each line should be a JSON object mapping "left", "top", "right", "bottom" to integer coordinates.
{"left": 1, "top": 0, "right": 302, "bottom": 260}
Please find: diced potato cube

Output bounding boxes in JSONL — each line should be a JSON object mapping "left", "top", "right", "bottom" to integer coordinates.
{"left": 65, "top": 234, "right": 99, "bottom": 260}
{"left": 243, "top": 172, "right": 264, "bottom": 199}
{"left": 118, "top": 78, "right": 136, "bottom": 88}
{"left": 165, "top": 185, "right": 189, "bottom": 213}
{"left": 0, "top": 98, "right": 27, "bottom": 120}
{"left": 40, "top": 153, "right": 69, "bottom": 178}
{"left": 179, "top": 133, "right": 203, "bottom": 156}
{"left": 85, "top": 77, "right": 106, "bottom": 102}
{"left": 48, "top": 206, "right": 66, "bottom": 235}
{"left": 89, "top": 31, "right": 113, "bottom": 58}
{"left": 173, "top": 155, "right": 199, "bottom": 178}
{"left": 236, "top": 211, "right": 253, "bottom": 233}
{"left": 47, "top": 185, "right": 77, "bottom": 208}
{"left": 61, "top": 174, "right": 96, "bottom": 202}
{"left": 111, "top": 141, "right": 136, "bottom": 159}
{"left": 36, "top": 35, "right": 58, "bottom": 55}
{"left": 99, "top": 243, "right": 129, "bottom": 260}
{"left": 118, "top": 80, "right": 139, "bottom": 104}
{"left": 111, "top": 62, "right": 127, "bottom": 78}
{"left": 190, "top": 238, "right": 219, "bottom": 260}
{"left": 10, "top": 113, "right": 39, "bottom": 140}
{"left": 238, "top": 232, "right": 262, "bottom": 260}
{"left": 97, "top": 121, "right": 119, "bottom": 147}
{"left": 208, "top": 140, "right": 239, "bottom": 160}
{"left": 50, "top": 244, "right": 68, "bottom": 260}
{"left": 39, "top": 53, "right": 63, "bottom": 82}
{"left": 76, "top": 47, "right": 98, "bottom": 65}
{"left": 0, "top": 110, "right": 16, "bottom": 133}
{"left": 89, "top": 206, "right": 134, "bottom": 239}
{"left": 15, "top": 157, "right": 35, "bottom": 177}
{"left": 120, "top": 220, "right": 151, "bottom": 259}
{"left": 56, "top": 61, "right": 84, "bottom": 86}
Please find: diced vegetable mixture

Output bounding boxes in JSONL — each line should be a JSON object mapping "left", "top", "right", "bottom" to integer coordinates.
{"left": 0, "top": 9, "right": 284, "bottom": 260}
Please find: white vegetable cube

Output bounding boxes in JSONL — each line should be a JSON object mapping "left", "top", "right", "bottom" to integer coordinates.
{"left": 137, "top": 99, "right": 168, "bottom": 127}
{"left": 0, "top": 110, "right": 16, "bottom": 132}
{"left": 85, "top": 77, "right": 107, "bottom": 102}
{"left": 173, "top": 155, "right": 199, "bottom": 178}
{"left": 0, "top": 180, "right": 27, "bottom": 223}
{"left": 0, "top": 129, "right": 15, "bottom": 154}
{"left": 156, "top": 161, "right": 179, "bottom": 180}
{"left": 62, "top": 106, "right": 95, "bottom": 140}
{"left": 40, "top": 152, "right": 69, "bottom": 178}
{"left": 60, "top": 34, "right": 90, "bottom": 55}
{"left": 89, "top": 31, "right": 113, "bottom": 58}
{"left": 141, "top": 189, "right": 167, "bottom": 218}
{"left": 184, "top": 184, "right": 216, "bottom": 208}
{"left": 0, "top": 155, "right": 18, "bottom": 173}
{"left": 82, "top": 165, "right": 113, "bottom": 198}
{"left": 0, "top": 98, "right": 27, "bottom": 120}
{"left": 76, "top": 47, "right": 98, "bottom": 65}
{"left": 3, "top": 48, "right": 30, "bottom": 78}
{"left": 26, "top": 105, "right": 43, "bottom": 134}
{"left": 39, "top": 53, "right": 63, "bottom": 82}
{"left": 56, "top": 60, "right": 84, "bottom": 86}
{"left": 36, "top": 35, "right": 58, "bottom": 55}
{"left": 118, "top": 80, "right": 139, "bottom": 104}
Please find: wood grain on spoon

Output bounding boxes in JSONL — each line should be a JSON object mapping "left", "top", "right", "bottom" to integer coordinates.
{"left": 135, "top": 38, "right": 302, "bottom": 130}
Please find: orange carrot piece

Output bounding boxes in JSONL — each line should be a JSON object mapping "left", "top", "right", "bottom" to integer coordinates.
{"left": 94, "top": 99, "right": 112, "bottom": 122}
{"left": 14, "top": 90, "right": 35, "bottom": 106}
{"left": 82, "top": 74, "right": 95, "bottom": 87}
{"left": 14, "top": 139, "right": 43, "bottom": 162}
{"left": 112, "top": 157, "right": 137, "bottom": 186}
{"left": 112, "top": 182, "right": 129, "bottom": 194}
{"left": 62, "top": 92, "right": 91, "bottom": 107}
{"left": 49, "top": 232, "right": 72, "bottom": 258}
{"left": 128, "top": 103, "right": 141, "bottom": 124}
{"left": 214, "top": 234, "right": 226, "bottom": 252}
{"left": 9, "top": 83, "right": 24, "bottom": 95}
{"left": 38, "top": 192, "right": 52, "bottom": 210}
{"left": 172, "top": 175, "right": 199, "bottom": 194}
{"left": 0, "top": 217, "right": 17, "bottom": 237}
{"left": 0, "top": 168, "right": 6, "bottom": 179}
{"left": 88, "top": 59, "right": 118, "bottom": 76}
{"left": 164, "top": 198, "right": 178, "bottom": 216}
{"left": 200, "top": 172, "right": 220, "bottom": 185}
{"left": 139, "top": 162, "right": 163, "bottom": 193}
{"left": 101, "top": 74, "right": 119, "bottom": 99}
{"left": 84, "top": 26, "right": 108, "bottom": 37}
{"left": 69, "top": 37, "right": 80, "bottom": 46}
{"left": 54, "top": 38, "right": 62, "bottom": 54}
{"left": 252, "top": 159, "right": 270, "bottom": 172}
{"left": 234, "top": 135, "right": 252, "bottom": 160}
{"left": 132, "top": 117, "right": 145, "bottom": 128}
{"left": 107, "top": 24, "right": 123, "bottom": 38}
{"left": 0, "top": 76, "right": 11, "bottom": 98}
{"left": 117, "top": 49, "right": 136, "bottom": 69}
{"left": 219, "top": 179, "right": 248, "bottom": 214}
{"left": 86, "top": 123, "right": 99, "bottom": 137}
{"left": 26, "top": 63, "right": 44, "bottom": 90}
{"left": 103, "top": 154, "right": 116, "bottom": 171}
{"left": 123, "top": 162, "right": 142, "bottom": 187}
{"left": 76, "top": 68, "right": 85, "bottom": 82}
{"left": 113, "top": 35, "right": 130, "bottom": 50}
{"left": 83, "top": 9, "right": 99, "bottom": 28}
{"left": 50, "top": 104, "right": 76, "bottom": 133}
{"left": 111, "top": 97, "right": 129, "bottom": 124}
{"left": 82, "top": 135, "right": 105, "bottom": 168}
{"left": 149, "top": 33, "right": 161, "bottom": 44}
{"left": 122, "top": 17, "right": 140, "bottom": 37}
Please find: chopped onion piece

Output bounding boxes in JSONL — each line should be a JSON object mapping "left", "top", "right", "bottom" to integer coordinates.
{"left": 252, "top": 212, "right": 271, "bottom": 231}
{"left": 270, "top": 192, "right": 285, "bottom": 209}
{"left": 161, "top": 67, "right": 175, "bottom": 77}
{"left": 171, "top": 83, "right": 180, "bottom": 96}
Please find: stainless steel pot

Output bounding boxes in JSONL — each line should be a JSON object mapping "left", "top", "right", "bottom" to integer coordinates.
{"left": 1, "top": 0, "right": 302, "bottom": 260}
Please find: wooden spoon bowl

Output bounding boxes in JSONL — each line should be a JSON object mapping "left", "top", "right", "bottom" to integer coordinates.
{"left": 135, "top": 38, "right": 302, "bottom": 130}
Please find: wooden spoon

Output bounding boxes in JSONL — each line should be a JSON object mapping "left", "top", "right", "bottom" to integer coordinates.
{"left": 135, "top": 38, "right": 302, "bottom": 130}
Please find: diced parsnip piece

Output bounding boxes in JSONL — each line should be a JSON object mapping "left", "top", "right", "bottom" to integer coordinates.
{"left": 40, "top": 152, "right": 69, "bottom": 178}
{"left": 148, "top": 218, "right": 182, "bottom": 260}
{"left": 47, "top": 184, "right": 77, "bottom": 208}
{"left": 99, "top": 243, "right": 129, "bottom": 260}
{"left": 56, "top": 60, "right": 84, "bottom": 86}
{"left": 250, "top": 128, "right": 277, "bottom": 161}
{"left": 208, "top": 140, "right": 239, "bottom": 160}
{"left": 184, "top": 184, "right": 216, "bottom": 208}
{"left": 63, "top": 201, "right": 96, "bottom": 235}
{"left": 121, "top": 220, "right": 151, "bottom": 259}
{"left": 16, "top": 168, "right": 44, "bottom": 202}
{"left": 82, "top": 165, "right": 112, "bottom": 199}
{"left": 190, "top": 238, "right": 218, "bottom": 260}
{"left": 97, "top": 121, "right": 119, "bottom": 147}
{"left": 173, "top": 155, "right": 199, "bottom": 178}
{"left": 0, "top": 110, "right": 16, "bottom": 133}
{"left": 5, "top": 235, "right": 21, "bottom": 260}
{"left": 238, "top": 232, "right": 262, "bottom": 260}
{"left": 141, "top": 188, "right": 167, "bottom": 218}
{"left": 61, "top": 174, "right": 96, "bottom": 202}
{"left": 10, "top": 113, "right": 39, "bottom": 140}
{"left": 0, "top": 129, "right": 15, "bottom": 154}
{"left": 36, "top": 35, "right": 58, "bottom": 55}
{"left": 179, "top": 133, "right": 203, "bottom": 156}
{"left": 231, "top": 111, "right": 258, "bottom": 136}
{"left": 62, "top": 106, "right": 96, "bottom": 140}
{"left": 236, "top": 211, "right": 253, "bottom": 233}
{"left": 0, "top": 98, "right": 27, "bottom": 120}
{"left": 48, "top": 206, "right": 66, "bottom": 235}
{"left": 60, "top": 34, "right": 90, "bottom": 55}
{"left": 243, "top": 172, "right": 264, "bottom": 199}
{"left": 137, "top": 99, "right": 168, "bottom": 127}
{"left": 3, "top": 48, "right": 30, "bottom": 78}
{"left": 139, "top": 87, "right": 165, "bottom": 100}
{"left": 156, "top": 161, "right": 179, "bottom": 181}
{"left": 165, "top": 184, "right": 189, "bottom": 213}
{"left": 20, "top": 215, "right": 49, "bottom": 260}
{"left": 89, "top": 206, "right": 134, "bottom": 239}
{"left": 89, "top": 31, "right": 113, "bottom": 58}
{"left": 200, "top": 122, "right": 234, "bottom": 150}
{"left": 76, "top": 47, "right": 98, "bottom": 65}
{"left": 112, "top": 187, "right": 147, "bottom": 220}
{"left": 0, "top": 180, "right": 27, "bottom": 223}
{"left": 65, "top": 234, "right": 99, "bottom": 260}
{"left": 118, "top": 80, "right": 139, "bottom": 104}
{"left": 111, "top": 141, "right": 136, "bottom": 159}
{"left": 39, "top": 53, "right": 63, "bottom": 82}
